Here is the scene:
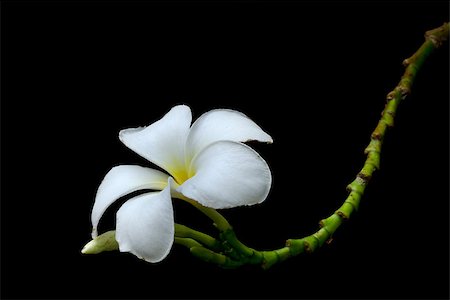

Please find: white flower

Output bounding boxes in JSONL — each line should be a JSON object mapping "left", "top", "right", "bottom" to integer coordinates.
{"left": 89, "top": 105, "right": 272, "bottom": 263}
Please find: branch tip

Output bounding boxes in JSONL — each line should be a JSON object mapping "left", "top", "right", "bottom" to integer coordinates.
{"left": 425, "top": 22, "right": 449, "bottom": 47}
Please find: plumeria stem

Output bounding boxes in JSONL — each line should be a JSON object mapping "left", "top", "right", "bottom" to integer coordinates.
{"left": 189, "top": 246, "right": 245, "bottom": 269}
{"left": 180, "top": 22, "right": 449, "bottom": 269}
{"left": 174, "top": 237, "right": 203, "bottom": 249}
{"left": 174, "top": 223, "right": 221, "bottom": 250}
{"left": 181, "top": 198, "right": 232, "bottom": 231}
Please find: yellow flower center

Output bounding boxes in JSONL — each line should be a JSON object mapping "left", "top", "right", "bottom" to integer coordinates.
{"left": 168, "top": 155, "right": 197, "bottom": 186}
{"left": 172, "top": 168, "right": 190, "bottom": 185}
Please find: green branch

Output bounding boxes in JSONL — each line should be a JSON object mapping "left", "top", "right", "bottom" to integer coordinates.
{"left": 174, "top": 223, "right": 221, "bottom": 250}
{"left": 182, "top": 22, "right": 449, "bottom": 269}
{"left": 260, "top": 21, "right": 449, "bottom": 268}
{"left": 180, "top": 198, "right": 232, "bottom": 231}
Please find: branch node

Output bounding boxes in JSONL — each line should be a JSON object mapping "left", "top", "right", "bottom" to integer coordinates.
{"left": 425, "top": 22, "right": 449, "bottom": 47}
{"left": 386, "top": 90, "right": 397, "bottom": 101}
{"left": 398, "top": 86, "right": 411, "bottom": 98}
{"left": 336, "top": 210, "right": 349, "bottom": 220}
{"left": 371, "top": 132, "right": 383, "bottom": 140}
{"left": 357, "top": 172, "right": 371, "bottom": 183}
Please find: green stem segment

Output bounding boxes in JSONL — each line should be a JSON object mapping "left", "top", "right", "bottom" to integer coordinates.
{"left": 174, "top": 223, "right": 220, "bottom": 250}
{"left": 175, "top": 22, "right": 449, "bottom": 269}
{"left": 181, "top": 198, "right": 232, "bottom": 231}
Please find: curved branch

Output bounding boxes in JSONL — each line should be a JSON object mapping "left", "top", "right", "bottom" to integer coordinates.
{"left": 256, "top": 22, "right": 449, "bottom": 268}
{"left": 184, "top": 22, "right": 449, "bottom": 269}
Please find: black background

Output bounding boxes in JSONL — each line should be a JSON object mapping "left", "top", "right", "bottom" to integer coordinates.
{"left": 1, "top": 1, "right": 449, "bottom": 299}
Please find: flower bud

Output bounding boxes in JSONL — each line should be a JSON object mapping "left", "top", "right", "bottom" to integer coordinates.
{"left": 81, "top": 230, "right": 118, "bottom": 254}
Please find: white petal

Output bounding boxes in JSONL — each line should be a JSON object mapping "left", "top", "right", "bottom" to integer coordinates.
{"left": 91, "top": 165, "right": 169, "bottom": 238}
{"left": 116, "top": 182, "right": 174, "bottom": 263}
{"left": 119, "top": 105, "right": 192, "bottom": 182}
{"left": 178, "top": 141, "right": 272, "bottom": 209}
{"left": 186, "top": 109, "right": 273, "bottom": 160}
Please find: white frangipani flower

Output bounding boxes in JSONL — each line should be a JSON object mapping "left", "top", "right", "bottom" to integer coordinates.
{"left": 89, "top": 105, "right": 272, "bottom": 263}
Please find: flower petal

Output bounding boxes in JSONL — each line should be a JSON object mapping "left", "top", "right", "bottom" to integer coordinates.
{"left": 91, "top": 165, "right": 169, "bottom": 238}
{"left": 186, "top": 109, "right": 273, "bottom": 160}
{"left": 178, "top": 141, "right": 272, "bottom": 209}
{"left": 119, "top": 105, "right": 192, "bottom": 182}
{"left": 115, "top": 181, "right": 174, "bottom": 263}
